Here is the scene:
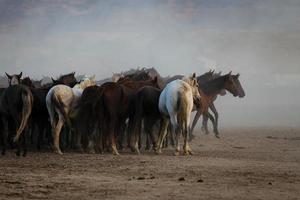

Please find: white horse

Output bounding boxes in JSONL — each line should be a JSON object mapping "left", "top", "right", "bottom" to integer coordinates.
{"left": 46, "top": 75, "right": 96, "bottom": 154}
{"left": 156, "top": 73, "right": 200, "bottom": 155}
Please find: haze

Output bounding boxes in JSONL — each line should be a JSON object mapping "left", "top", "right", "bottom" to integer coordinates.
{"left": 0, "top": 0, "right": 299, "bottom": 127}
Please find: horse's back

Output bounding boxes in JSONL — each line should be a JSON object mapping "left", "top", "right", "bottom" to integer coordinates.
{"left": 159, "top": 80, "right": 193, "bottom": 116}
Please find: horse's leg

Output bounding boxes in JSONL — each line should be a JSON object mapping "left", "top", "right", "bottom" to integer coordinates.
{"left": 21, "top": 126, "right": 28, "bottom": 157}
{"left": 0, "top": 116, "right": 7, "bottom": 155}
{"left": 173, "top": 125, "right": 181, "bottom": 156}
{"left": 133, "top": 118, "right": 142, "bottom": 154}
{"left": 53, "top": 112, "right": 64, "bottom": 155}
{"left": 204, "top": 111, "right": 218, "bottom": 138}
{"left": 189, "top": 109, "right": 202, "bottom": 141}
{"left": 11, "top": 111, "right": 22, "bottom": 156}
{"left": 183, "top": 114, "right": 193, "bottom": 155}
{"left": 145, "top": 117, "right": 157, "bottom": 150}
{"left": 155, "top": 118, "right": 169, "bottom": 154}
{"left": 201, "top": 115, "right": 209, "bottom": 134}
{"left": 209, "top": 103, "right": 220, "bottom": 137}
{"left": 109, "top": 118, "right": 119, "bottom": 155}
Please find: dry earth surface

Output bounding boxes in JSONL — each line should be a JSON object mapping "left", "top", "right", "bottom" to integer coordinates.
{"left": 0, "top": 127, "right": 300, "bottom": 200}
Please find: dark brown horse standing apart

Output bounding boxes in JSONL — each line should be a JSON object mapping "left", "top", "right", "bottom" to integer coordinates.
{"left": 190, "top": 72, "right": 245, "bottom": 138}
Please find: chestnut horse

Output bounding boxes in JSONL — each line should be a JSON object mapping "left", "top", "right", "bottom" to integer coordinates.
{"left": 190, "top": 72, "right": 245, "bottom": 138}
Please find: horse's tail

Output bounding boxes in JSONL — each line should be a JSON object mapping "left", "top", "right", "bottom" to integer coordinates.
{"left": 176, "top": 91, "right": 182, "bottom": 112}
{"left": 52, "top": 94, "right": 72, "bottom": 128}
{"left": 14, "top": 88, "right": 33, "bottom": 142}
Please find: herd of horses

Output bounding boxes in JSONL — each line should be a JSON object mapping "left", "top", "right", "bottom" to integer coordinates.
{"left": 0, "top": 68, "right": 245, "bottom": 157}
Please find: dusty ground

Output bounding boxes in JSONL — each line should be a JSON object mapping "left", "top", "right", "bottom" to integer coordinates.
{"left": 0, "top": 127, "right": 300, "bottom": 200}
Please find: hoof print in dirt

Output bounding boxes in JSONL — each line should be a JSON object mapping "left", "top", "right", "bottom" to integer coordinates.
{"left": 137, "top": 176, "right": 145, "bottom": 180}
{"left": 197, "top": 179, "right": 204, "bottom": 183}
{"left": 178, "top": 177, "right": 185, "bottom": 181}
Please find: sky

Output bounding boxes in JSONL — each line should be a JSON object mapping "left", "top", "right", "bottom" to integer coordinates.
{"left": 0, "top": 0, "right": 299, "bottom": 127}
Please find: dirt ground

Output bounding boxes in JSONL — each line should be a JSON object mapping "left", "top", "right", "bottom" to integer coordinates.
{"left": 0, "top": 127, "right": 300, "bottom": 200}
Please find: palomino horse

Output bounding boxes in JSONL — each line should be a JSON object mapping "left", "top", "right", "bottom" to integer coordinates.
{"left": 46, "top": 75, "right": 96, "bottom": 154}
{"left": 190, "top": 72, "right": 245, "bottom": 138}
{"left": 156, "top": 73, "right": 200, "bottom": 155}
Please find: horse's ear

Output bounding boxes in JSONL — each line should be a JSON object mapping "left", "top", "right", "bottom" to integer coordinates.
{"left": 228, "top": 71, "right": 232, "bottom": 75}
{"left": 236, "top": 73, "right": 240, "bottom": 78}
{"left": 91, "top": 75, "right": 96, "bottom": 80}
{"left": 72, "top": 72, "right": 75, "bottom": 75}
{"left": 51, "top": 77, "right": 56, "bottom": 83}
{"left": 192, "top": 73, "right": 196, "bottom": 78}
{"left": 211, "top": 69, "right": 215, "bottom": 73}
{"left": 18, "top": 72, "right": 22, "bottom": 79}
{"left": 5, "top": 72, "right": 12, "bottom": 79}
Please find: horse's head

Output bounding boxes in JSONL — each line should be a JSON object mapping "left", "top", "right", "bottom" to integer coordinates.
{"left": 52, "top": 72, "right": 78, "bottom": 87}
{"left": 21, "top": 77, "right": 35, "bottom": 88}
{"left": 6, "top": 72, "right": 22, "bottom": 86}
{"left": 224, "top": 71, "right": 245, "bottom": 98}
{"left": 183, "top": 73, "right": 201, "bottom": 105}
{"left": 75, "top": 75, "right": 96, "bottom": 89}
{"left": 151, "top": 76, "right": 160, "bottom": 89}
{"left": 51, "top": 77, "right": 61, "bottom": 85}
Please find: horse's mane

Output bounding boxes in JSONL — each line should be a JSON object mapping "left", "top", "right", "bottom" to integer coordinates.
{"left": 57, "top": 72, "right": 75, "bottom": 80}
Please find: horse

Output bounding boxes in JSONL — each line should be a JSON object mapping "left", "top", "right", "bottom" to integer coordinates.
{"left": 189, "top": 72, "right": 245, "bottom": 138}
{"left": 46, "top": 75, "right": 96, "bottom": 154}
{"left": 0, "top": 85, "right": 33, "bottom": 156}
{"left": 131, "top": 86, "right": 162, "bottom": 153}
{"left": 155, "top": 73, "right": 200, "bottom": 155}
{"left": 188, "top": 70, "right": 226, "bottom": 140}
{"left": 0, "top": 72, "right": 33, "bottom": 156}
{"left": 5, "top": 72, "right": 22, "bottom": 86}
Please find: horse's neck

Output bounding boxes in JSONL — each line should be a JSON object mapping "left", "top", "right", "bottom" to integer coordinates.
{"left": 201, "top": 76, "right": 226, "bottom": 96}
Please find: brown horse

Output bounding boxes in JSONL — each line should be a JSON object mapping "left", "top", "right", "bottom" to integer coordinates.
{"left": 190, "top": 72, "right": 245, "bottom": 138}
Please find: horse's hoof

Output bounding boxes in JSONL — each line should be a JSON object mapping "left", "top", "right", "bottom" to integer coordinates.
{"left": 13, "top": 136, "right": 19, "bottom": 143}
{"left": 112, "top": 150, "right": 120, "bottom": 155}
{"left": 155, "top": 149, "right": 162, "bottom": 155}
{"left": 135, "top": 149, "right": 141, "bottom": 155}
{"left": 173, "top": 151, "right": 180, "bottom": 156}
{"left": 215, "top": 135, "right": 220, "bottom": 139}
{"left": 54, "top": 150, "right": 63, "bottom": 155}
